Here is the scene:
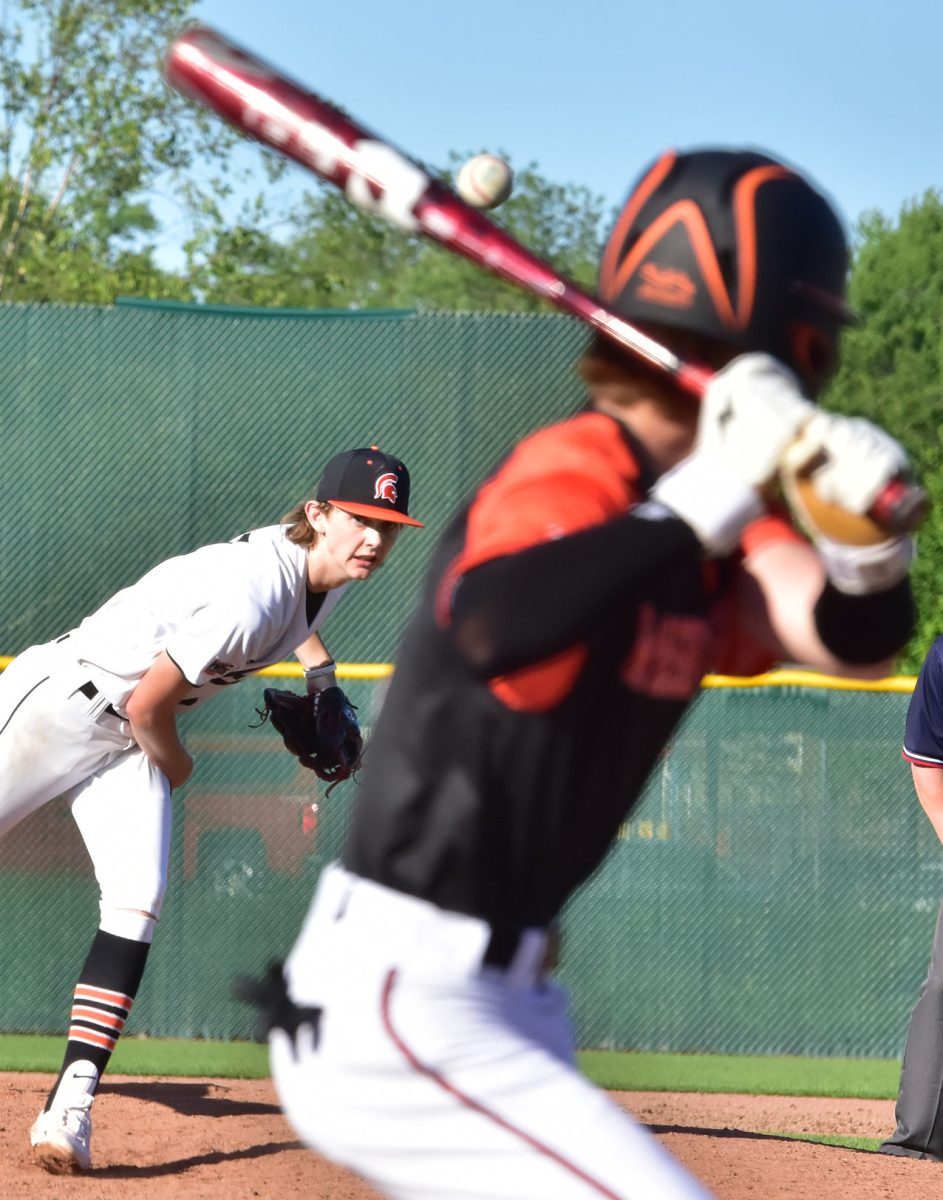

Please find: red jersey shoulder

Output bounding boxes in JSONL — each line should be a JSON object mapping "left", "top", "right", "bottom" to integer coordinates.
{"left": 495, "top": 411, "right": 643, "bottom": 502}
{"left": 458, "top": 412, "right": 645, "bottom": 573}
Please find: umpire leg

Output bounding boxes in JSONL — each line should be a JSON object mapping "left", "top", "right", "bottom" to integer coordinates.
{"left": 881, "top": 901, "right": 943, "bottom": 1160}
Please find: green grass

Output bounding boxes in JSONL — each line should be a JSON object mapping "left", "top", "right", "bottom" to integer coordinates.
{"left": 578, "top": 1050, "right": 900, "bottom": 1099}
{"left": 577, "top": 1052, "right": 896, "bottom": 1156}
{"left": 0, "top": 1036, "right": 900, "bottom": 1101}
{"left": 0, "top": 1034, "right": 270, "bottom": 1077}
{"left": 779, "top": 1132, "right": 881, "bottom": 1152}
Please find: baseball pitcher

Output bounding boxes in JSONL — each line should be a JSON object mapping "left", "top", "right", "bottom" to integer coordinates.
{"left": 0, "top": 445, "right": 422, "bottom": 1173}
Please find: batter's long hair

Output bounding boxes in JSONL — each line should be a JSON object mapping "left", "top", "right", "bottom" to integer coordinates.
{"left": 281, "top": 500, "right": 332, "bottom": 547}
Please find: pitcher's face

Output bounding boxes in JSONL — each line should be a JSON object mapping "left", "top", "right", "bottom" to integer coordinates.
{"left": 308, "top": 503, "right": 400, "bottom": 584}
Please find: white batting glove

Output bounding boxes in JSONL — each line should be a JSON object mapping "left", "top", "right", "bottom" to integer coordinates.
{"left": 781, "top": 411, "right": 911, "bottom": 516}
{"left": 650, "top": 353, "right": 816, "bottom": 555}
{"left": 814, "top": 535, "right": 915, "bottom": 595}
{"left": 778, "top": 411, "right": 915, "bottom": 594}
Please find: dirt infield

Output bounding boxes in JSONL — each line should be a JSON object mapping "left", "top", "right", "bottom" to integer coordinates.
{"left": 0, "top": 1072, "right": 938, "bottom": 1199}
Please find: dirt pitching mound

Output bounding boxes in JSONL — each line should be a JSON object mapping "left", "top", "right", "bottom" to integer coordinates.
{"left": 0, "top": 1073, "right": 936, "bottom": 1199}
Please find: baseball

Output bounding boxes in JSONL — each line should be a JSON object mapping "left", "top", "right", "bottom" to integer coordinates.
{"left": 456, "top": 154, "right": 513, "bottom": 209}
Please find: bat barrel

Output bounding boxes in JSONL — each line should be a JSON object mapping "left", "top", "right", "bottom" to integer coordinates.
{"left": 166, "top": 26, "right": 366, "bottom": 195}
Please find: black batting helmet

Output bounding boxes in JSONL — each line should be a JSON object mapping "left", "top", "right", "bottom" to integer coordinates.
{"left": 597, "top": 148, "right": 855, "bottom": 389}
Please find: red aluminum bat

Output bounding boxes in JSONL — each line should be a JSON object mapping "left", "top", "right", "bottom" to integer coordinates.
{"left": 164, "top": 25, "right": 927, "bottom": 537}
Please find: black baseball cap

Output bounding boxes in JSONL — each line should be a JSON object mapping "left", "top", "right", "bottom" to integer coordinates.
{"left": 316, "top": 446, "right": 424, "bottom": 527}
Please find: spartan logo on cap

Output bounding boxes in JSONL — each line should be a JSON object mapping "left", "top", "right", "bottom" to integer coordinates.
{"left": 316, "top": 445, "right": 425, "bottom": 527}
{"left": 374, "top": 472, "right": 399, "bottom": 504}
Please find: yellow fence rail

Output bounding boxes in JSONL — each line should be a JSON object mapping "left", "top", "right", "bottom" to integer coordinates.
{"left": 0, "top": 656, "right": 915, "bottom": 691}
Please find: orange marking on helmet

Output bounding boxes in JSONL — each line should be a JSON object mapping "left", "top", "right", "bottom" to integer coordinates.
{"left": 608, "top": 200, "right": 738, "bottom": 329}
{"left": 636, "top": 262, "right": 697, "bottom": 308}
{"left": 732, "top": 164, "right": 795, "bottom": 330}
{"left": 599, "top": 150, "right": 676, "bottom": 302}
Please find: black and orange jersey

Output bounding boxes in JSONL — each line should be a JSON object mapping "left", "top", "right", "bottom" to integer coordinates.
{"left": 343, "top": 410, "right": 801, "bottom": 929}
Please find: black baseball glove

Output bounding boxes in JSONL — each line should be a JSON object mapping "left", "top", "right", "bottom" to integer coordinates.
{"left": 258, "top": 685, "right": 364, "bottom": 789}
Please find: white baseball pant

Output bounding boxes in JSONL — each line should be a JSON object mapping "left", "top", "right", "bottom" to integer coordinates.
{"left": 0, "top": 639, "right": 172, "bottom": 925}
{"left": 272, "top": 864, "right": 714, "bottom": 1200}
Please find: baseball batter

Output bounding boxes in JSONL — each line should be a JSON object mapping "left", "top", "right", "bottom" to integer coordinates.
{"left": 0, "top": 445, "right": 422, "bottom": 1174}
{"left": 881, "top": 634, "right": 943, "bottom": 1161}
{"left": 263, "top": 151, "right": 918, "bottom": 1200}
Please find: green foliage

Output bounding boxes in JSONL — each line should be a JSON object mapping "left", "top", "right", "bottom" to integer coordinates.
{"left": 0, "top": 8, "right": 606, "bottom": 310}
{"left": 0, "top": 177, "right": 191, "bottom": 301}
{"left": 0, "top": 0, "right": 237, "bottom": 302}
{"left": 825, "top": 193, "right": 943, "bottom": 669}
{"left": 188, "top": 154, "right": 609, "bottom": 311}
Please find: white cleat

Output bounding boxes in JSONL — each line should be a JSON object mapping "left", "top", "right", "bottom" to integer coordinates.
{"left": 30, "top": 1093, "right": 93, "bottom": 1173}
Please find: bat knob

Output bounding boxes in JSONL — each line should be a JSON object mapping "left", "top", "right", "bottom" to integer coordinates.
{"left": 869, "top": 477, "right": 931, "bottom": 535}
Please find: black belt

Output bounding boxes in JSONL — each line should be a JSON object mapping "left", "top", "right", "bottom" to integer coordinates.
{"left": 78, "top": 681, "right": 122, "bottom": 719}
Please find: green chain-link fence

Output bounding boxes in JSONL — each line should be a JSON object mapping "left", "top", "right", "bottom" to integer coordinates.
{"left": 563, "top": 680, "right": 927, "bottom": 1059}
{"left": 0, "top": 299, "right": 588, "bottom": 658}
{"left": 0, "top": 300, "right": 930, "bottom": 1057}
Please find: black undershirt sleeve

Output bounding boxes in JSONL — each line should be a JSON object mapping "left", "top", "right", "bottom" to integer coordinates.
{"left": 448, "top": 510, "right": 700, "bottom": 678}
{"left": 812, "top": 576, "right": 916, "bottom": 665}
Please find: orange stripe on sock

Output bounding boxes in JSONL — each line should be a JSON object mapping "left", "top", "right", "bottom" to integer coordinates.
{"left": 70, "top": 1006, "right": 126, "bottom": 1031}
{"left": 74, "top": 984, "right": 133, "bottom": 1009}
{"left": 68, "top": 1027, "right": 116, "bottom": 1051}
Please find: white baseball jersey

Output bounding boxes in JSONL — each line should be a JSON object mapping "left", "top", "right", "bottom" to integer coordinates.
{"left": 67, "top": 525, "right": 347, "bottom": 713}
{"left": 0, "top": 524, "right": 348, "bottom": 919}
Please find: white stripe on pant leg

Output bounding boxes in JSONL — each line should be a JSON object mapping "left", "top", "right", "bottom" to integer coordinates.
{"left": 375, "top": 967, "right": 712, "bottom": 1200}
{"left": 273, "top": 991, "right": 713, "bottom": 1200}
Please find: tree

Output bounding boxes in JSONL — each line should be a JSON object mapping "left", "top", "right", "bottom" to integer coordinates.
{"left": 187, "top": 154, "right": 610, "bottom": 312}
{"left": 824, "top": 193, "right": 943, "bottom": 669}
{"left": 0, "top": 0, "right": 243, "bottom": 302}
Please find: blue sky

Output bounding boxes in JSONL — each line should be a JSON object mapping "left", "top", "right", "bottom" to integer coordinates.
{"left": 181, "top": 0, "right": 941, "bottom": 254}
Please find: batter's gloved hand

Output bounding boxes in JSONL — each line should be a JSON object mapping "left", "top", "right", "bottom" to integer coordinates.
{"left": 777, "top": 411, "right": 916, "bottom": 593}
{"left": 779, "top": 410, "right": 913, "bottom": 533}
{"left": 257, "top": 685, "right": 364, "bottom": 791}
{"left": 232, "top": 962, "right": 321, "bottom": 1051}
{"left": 650, "top": 353, "right": 816, "bottom": 556}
